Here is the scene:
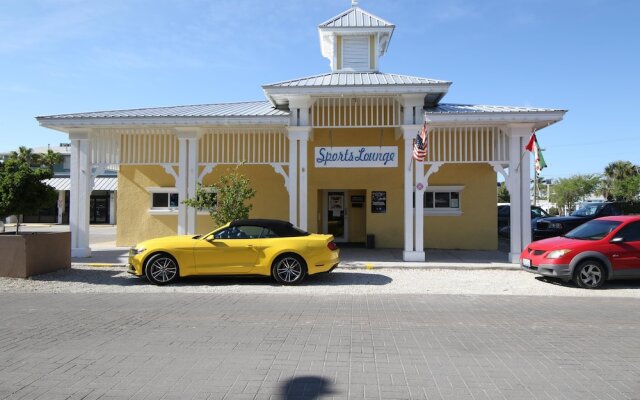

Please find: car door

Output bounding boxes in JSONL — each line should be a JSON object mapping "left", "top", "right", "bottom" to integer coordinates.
{"left": 193, "top": 225, "right": 263, "bottom": 274}
{"left": 608, "top": 221, "right": 640, "bottom": 278}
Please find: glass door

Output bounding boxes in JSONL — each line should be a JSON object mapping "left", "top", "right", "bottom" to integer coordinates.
{"left": 326, "top": 191, "right": 348, "bottom": 242}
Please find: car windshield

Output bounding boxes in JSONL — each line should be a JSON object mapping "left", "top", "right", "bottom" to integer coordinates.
{"left": 564, "top": 220, "right": 622, "bottom": 240}
{"left": 531, "top": 208, "right": 549, "bottom": 218}
{"left": 571, "top": 204, "right": 604, "bottom": 217}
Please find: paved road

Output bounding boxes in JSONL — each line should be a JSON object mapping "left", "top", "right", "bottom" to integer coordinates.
{"left": 1, "top": 293, "right": 639, "bottom": 399}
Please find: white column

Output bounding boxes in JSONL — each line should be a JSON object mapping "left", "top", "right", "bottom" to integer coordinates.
{"left": 69, "top": 130, "right": 92, "bottom": 257}
{"left": 175, "top": 128, "right": 202, "bottom": 235}
{"left": 288, "top": 136, "right": 298, "bottom": 227}
{"left": 414, "top": 161, "right": 426, "bottom": 258}
{"left": 400, "top": 127, "right": 418, "bottom": 260}
{"left": 109, "top": 191, "right": 116, "bottom": 225}
{"left": 400, "top": 95, "right": 424, "bottom": 261}
{"left": 287, "top": 127, "right": 311, "bottom": 230}
{"left": 177, "top": 138, "right": 188, "bottom": 235}
{"left": 57, "top": 190, "right": 65, "bottom": 224}
{"left": 187, "top": 137, "right": 198, "bottom": 234}
{"left": 299, "top": 136, "right": 308, "bottom": 230}
{"left": 508, "top": 124, "right": 533, "bottom": 263}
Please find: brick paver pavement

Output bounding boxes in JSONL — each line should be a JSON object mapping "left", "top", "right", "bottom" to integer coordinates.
{"left": 1, "top": 293, "right": 639, "bottom": 399}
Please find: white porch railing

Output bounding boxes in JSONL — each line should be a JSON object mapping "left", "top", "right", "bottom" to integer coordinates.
{"left": 312, "top": 96, "right": 402, "bottom": 128}
{"left": 425, "top": 126, "right": 509, "bottom": 163}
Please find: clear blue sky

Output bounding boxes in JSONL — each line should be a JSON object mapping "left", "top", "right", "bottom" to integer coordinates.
{"left": 1, "top": 0, "right": 638, "bottom": 180}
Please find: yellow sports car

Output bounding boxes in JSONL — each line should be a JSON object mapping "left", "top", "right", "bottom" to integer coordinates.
{"left": 128, "top": 219, "right": 340, "bottom": 285}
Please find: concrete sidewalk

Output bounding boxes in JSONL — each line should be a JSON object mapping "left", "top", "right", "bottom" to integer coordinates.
{"left": 5, "top": 223, "right": 516, "bottom": 269}
{"left": 75, "top": 245, "right": 517, "bottom": 270}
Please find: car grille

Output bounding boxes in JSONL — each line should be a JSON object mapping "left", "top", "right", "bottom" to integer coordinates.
{"left": 536, "top": 221, "right": 549, "bottom": 230}
{"left": 526, "top": 247, "right": 545, "bottom": 256}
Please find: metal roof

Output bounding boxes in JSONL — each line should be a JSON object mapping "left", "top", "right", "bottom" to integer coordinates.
{"left": 37, "top": 101, "right": 287, "bottom": 120}
{"left": 44, "top": 177, "right": 117, "bottom": 191}
{"left": 319, "top": 6, "right": 394, "bottom": 28}
{"left": 264, "top": 72, "right": 450, "bottom": 88}
{"left": 425, "top": 104, "right": 567, "bottom": 114}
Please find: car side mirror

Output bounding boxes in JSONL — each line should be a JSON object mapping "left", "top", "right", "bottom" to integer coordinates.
{"left": 610, "top": 237, "right": 624, "bottom": 243}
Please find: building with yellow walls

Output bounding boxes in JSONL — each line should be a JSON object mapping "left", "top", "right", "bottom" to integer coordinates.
{"left": 37, "top": 1, "right": 566, "bottom": 263}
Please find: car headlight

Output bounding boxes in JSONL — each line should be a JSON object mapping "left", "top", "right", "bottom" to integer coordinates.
{"left": 129, "top": 246, "right": 146, "bottom": 256}
{"left": 549, "top": 222, "right": 563, "bottom": 230}
{"left": 546, "top": 249, "right": 572, "bottom": 259}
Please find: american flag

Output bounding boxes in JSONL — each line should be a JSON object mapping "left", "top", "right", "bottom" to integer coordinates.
{"left": 412, "top": 121, "right": 428, "bottom": 162}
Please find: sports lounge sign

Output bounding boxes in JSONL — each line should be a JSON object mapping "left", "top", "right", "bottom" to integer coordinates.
{"left": 315, "top": 146, "right": 398, "bottom": 168}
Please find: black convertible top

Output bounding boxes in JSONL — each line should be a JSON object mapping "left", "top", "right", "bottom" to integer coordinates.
{"left": 228, "top": 219, "right": 310, "bottom": 237}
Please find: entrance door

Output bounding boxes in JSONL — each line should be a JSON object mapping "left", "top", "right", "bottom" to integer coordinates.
{"left": 90, "top": 196, "right": 109, "bottom": 224}
{"left": 325, "top": 191, "right": 348, "bottom": 242}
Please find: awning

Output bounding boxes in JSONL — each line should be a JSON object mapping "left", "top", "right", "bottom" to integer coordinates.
{"left": 43, "top": 177, "right": 117, "bottom": 191}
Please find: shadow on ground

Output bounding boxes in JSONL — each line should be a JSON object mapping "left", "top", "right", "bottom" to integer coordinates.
{"left": 535, "top": 276, "right": 640, "bottom": 290}
{"left": 30, "top": 268, "right": 393, "bottom": 287}
{"left": 279, "top": 376, "right": 337, "bottom": 400}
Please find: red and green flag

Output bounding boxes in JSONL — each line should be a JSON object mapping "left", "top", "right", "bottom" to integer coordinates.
{"left": 525, "top": 131, "right": 547, "bottom": 173}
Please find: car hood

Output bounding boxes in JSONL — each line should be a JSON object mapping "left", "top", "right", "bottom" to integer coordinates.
{"left": 538, "top": 216, "right": 587, "bottom": 224}
{"left": 527, "top": 235, "right": 591, "bottom": 251}
{"left": 136, "top": 235, "right": 201, "bottom": 249}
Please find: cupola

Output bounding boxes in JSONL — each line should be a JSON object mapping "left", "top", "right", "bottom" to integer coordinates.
{"left": 318, "top": 0, "right": 395, "bottom": 72}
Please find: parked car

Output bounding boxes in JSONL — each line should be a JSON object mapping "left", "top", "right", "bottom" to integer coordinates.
{"left": 533, "top": 202, "right": 622, "bottom": 240}
{"left": 128, "top": 219, "right": 340, "bottom": 285}
{"left": 497, "top": 204, "right": 550, "bottom": 238}
{"left": 521, "top": 216, "right": 640, "bottom": 288}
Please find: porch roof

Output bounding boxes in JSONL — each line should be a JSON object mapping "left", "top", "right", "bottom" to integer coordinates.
{"left": 44, "top": 177, "right": 117, "bottom": 191}
{"left": 37, "top": 100, "right": 287, "bottom": 120}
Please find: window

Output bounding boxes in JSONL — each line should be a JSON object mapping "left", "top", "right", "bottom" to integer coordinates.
{"left": 614, "top": 221, "right": 640, "bottom": 242}
{"left": 148, "top": 187, "right": 179, "bottom": 214}
{"left": 215, "top": 225, "right": 268, "bottom": 240}
{"left": 415, "top": 186, "right": 464, "bottom": 216}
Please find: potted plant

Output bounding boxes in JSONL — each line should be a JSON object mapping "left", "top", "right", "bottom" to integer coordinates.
{"left": 0, "top": 148, "right": 70, "bottom": 278}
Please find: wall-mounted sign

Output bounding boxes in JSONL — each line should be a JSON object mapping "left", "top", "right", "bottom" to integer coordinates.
{"left": 351, "top": 195, "right": 365, "bottom": 208}
{"left": 315, "top": 146, "right": 398, "bottom": 168}
{"left": 371, "top": 191, "right": 387, "bottom": 214}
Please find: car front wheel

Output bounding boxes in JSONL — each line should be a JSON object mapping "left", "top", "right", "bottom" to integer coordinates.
{"left": 145, "top": 253, "right": 179, "bottom": 285}
{"left": 272, "top": 254, "right": 307, "bottom": 285}
{"left": 573, "top": 260, "right": 606, "bottom": 289}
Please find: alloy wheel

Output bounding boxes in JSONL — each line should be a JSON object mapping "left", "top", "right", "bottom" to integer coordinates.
{"left": 147, "top": 256, "right": 178, "bottom": 284}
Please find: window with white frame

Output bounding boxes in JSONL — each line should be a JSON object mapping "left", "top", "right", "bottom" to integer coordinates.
{"left": 148, "top": 187, "right": 179, "bottom": 213}
{"left": 415, "top": 186, "right": 464, "bottom": 216}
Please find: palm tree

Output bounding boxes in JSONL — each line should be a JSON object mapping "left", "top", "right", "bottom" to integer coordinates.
{"left": 601, "top": 160, "right": 639, "bottom": 200}
{"left": 39, "top": 149, "right": 63, "bottom": 171}
{"left": 8, "top": 146, "right": 41, "bottom": 166}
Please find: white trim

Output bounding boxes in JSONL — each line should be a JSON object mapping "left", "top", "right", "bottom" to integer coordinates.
{"left": 424, "top": 210, "right": 463, "bottom": 217}
{"left": 146, "top": 186, "right": 178, "bottom": 193}
{"left": 38, "top": 116, "right": 291, "bottom": 131}
{"left": 425, "top": 185, "right": 464, "bottom": 192}
{"left": 149, "top": 209, "right": 179, "bottom": 215}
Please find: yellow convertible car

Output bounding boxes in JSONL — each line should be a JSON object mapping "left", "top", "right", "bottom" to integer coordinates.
{"left": 128, "top": 219, "right": 340, "bottom": 285}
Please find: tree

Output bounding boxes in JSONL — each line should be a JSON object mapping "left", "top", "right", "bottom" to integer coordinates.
{"left": 549, "top": 174, "right": 600, "bottom": 213}
{"left": 9, "top": 146, "right": 41, "bottom": 167}
{"left": 39, "top": 149, "right": 64, "bottom": 171}
{"left": 610, "top": 175, "right": 640, "bottom": 202}
{"left": 0, "top": 155, "right": 57, "bottom": 234}
{"left": 182, "top": 164, "right": 256, "bottom": 227}
{"left": 497, "top": 182, "right": 510, "bottom": 203}
{"left": 601, "top": 160, "right": 639, "bottom": 201}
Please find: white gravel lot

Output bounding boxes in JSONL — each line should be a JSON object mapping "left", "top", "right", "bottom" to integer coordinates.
{"left": 1, "top": 265, "right": 640, "bottom": 297}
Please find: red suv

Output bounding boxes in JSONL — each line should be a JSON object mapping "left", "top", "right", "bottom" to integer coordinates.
{"left": 521, "top": 216, "right": 640, "bottom": 288}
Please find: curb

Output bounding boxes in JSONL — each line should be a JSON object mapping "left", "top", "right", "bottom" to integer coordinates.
{"left": 72, "top": 262, "right": 521, "bottom": 271}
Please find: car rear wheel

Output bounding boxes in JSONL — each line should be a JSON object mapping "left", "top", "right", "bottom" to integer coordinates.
{"left": 145, "top": 253, "right": 179, "bottom": 286}
{"left": 272, "top": 254, "right": 307, "bottom": 285}
{"left": 573, "top": 260, "right": 606, "bottom": 289}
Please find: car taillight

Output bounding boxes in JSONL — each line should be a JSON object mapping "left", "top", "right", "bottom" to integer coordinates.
{"left": 327, "top": 241, "right": 338, "bottom": 251}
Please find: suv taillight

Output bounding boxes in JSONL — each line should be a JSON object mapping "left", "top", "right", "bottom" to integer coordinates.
{"left": 327, "top": 241, "right": 338, "bottom": 251}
